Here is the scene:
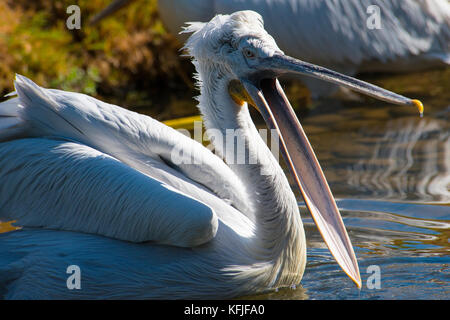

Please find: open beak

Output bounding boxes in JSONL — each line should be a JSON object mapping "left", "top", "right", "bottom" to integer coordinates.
{"left": 240, "top": 54, "right": 423, "bottom": 288}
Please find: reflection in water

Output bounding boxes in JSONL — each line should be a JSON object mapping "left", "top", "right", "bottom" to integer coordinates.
{"left": 337, "top": 200, "right": 449, "bottom": 256}
{"left": 241, "top": 285, "right": 309, "bottom": 300}
{"left": 347, "top": 117, "right": 450, "bottom": 203}
{"left": 299, "top": 199, "right": 450, "bottom": 299}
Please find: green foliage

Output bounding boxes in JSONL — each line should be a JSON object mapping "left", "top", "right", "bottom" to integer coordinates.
{"left": 0, "top": 0, "right": 196, "bottom": 118}
{"left": 50, "top": 66, "right": 101, "bottom": 95}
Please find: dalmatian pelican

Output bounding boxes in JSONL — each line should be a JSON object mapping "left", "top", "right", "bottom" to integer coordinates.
{"left": 0, "top": 11, "right": 423, "bottom": 299}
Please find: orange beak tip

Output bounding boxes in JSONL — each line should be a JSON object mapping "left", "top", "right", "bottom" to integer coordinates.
{"left": 411, "top": 99, "right": 424, "bottom": 117}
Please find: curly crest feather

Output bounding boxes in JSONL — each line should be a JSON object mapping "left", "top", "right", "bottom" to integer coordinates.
{"left": 181, "top": 11, "right": 268, "bottom": 61}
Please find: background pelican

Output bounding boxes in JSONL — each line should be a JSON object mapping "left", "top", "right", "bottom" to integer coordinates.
{"left": 91, "top": 0, "right": 450, "bottom": 96}
{"left": 0, "top": 11, "right": 422, "bottom": 299}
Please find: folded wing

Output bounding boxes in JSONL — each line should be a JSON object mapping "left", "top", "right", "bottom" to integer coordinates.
{"left": 0, "top": 138, "right": 218, "bottom": 247}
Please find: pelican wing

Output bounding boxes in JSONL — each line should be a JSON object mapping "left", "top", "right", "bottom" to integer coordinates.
{"left": 0, "top": 75, "right": 250, "bottom": 244}
{"left": 0, "top": 138, "right": 219, "bottom": 246}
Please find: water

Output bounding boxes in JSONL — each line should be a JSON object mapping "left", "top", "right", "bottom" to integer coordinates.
{"left": 0, "top": 69, "right": 449, "bottom": 299}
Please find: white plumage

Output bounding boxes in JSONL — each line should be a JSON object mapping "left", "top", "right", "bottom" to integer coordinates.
{"left": 0, "top": 13, "right": 306, "bottom": 299}
{"left": 0, "top": 72, "right": 303, "bottom": 297}
{"left": 1, "top": 10, "right": 422, "bottom": 299}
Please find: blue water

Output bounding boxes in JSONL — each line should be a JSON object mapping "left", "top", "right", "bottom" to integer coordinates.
{"left": 300, "top": 199, "right": 449, "bottom": 300}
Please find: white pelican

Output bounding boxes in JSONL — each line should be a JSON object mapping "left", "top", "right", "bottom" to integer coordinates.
{"left": 91, "top": 0, "right": 450, "bottom": 96}
{"left": 0, "top": 11, "right": 423, "bottom": 299}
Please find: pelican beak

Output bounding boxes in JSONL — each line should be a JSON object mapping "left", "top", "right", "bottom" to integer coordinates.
{"left": 240, "top": 54, "right": 423, "bottom": 288}
{"left": 89, "top": 0, "right": 134, "bottom": 25}
{"left": 251, "top": 54, "right": 424, "bottom": 115}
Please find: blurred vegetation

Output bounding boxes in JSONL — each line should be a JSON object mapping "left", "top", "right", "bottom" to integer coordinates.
{"left": 0, "top": 0, "right": 198, "bottom": 120}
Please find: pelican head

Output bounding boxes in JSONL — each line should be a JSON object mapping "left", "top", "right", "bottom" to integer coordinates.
{"left": 182, "top": 11, "right": 423, "bottom": 287}
{"left": 183, "top": 11, "right": 423, "bottom": 114}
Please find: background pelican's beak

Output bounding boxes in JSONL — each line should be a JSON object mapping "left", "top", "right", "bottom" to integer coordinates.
{"left": 90, "top": 0, "right": 135, "bottom": 25}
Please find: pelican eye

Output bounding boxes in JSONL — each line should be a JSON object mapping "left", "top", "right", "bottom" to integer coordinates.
{"left": 243, "top": 48, "right": 256, "bottom": 58}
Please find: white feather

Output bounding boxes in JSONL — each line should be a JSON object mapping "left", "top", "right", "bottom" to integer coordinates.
{"left": 0, "top": 12, "right": 307, "bottom": 299}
